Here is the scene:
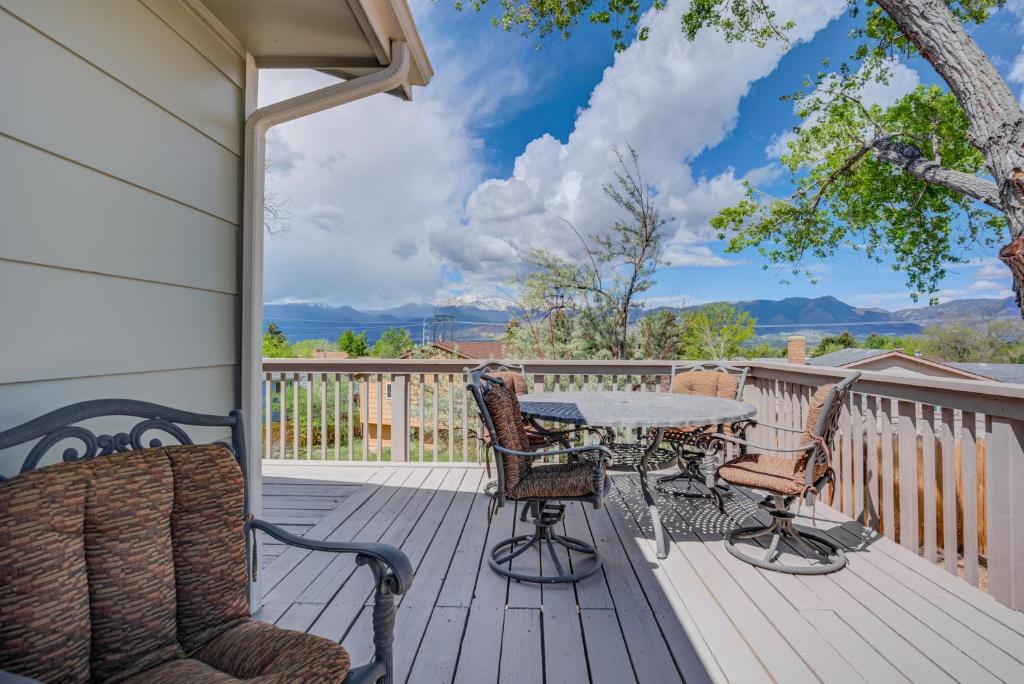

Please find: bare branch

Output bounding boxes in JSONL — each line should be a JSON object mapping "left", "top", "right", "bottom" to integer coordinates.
{"left": 872, "top": 138, "right": 1004, "bottom": 211}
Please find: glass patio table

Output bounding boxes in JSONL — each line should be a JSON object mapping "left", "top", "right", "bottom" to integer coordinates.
{"left": 519, "top": 390, "right": 756, "bottom": 559}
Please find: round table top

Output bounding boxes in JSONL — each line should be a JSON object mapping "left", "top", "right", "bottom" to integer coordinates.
{"left": 518, "top": 390, "right": 755, "bottom": 429}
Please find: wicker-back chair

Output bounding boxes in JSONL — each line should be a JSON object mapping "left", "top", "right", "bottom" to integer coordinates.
{"left": 657, "top": 363, "right": 751, "bottom": 498}
{"left": 465, "top": 360, "right": 590, "bottom": 452}
{"left": 709, "top": 372, "right": 860, "bottom": 574}
{"left": 468, "top": 371, "right": 613, "bottom": 583}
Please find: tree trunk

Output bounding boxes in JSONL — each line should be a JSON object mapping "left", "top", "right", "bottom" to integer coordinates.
{"left": 876, "top": 0, "right": 1024, "bottom": 311}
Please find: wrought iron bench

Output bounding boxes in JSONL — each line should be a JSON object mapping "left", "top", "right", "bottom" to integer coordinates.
{"left": 0, "top": 400, "right": 412, "bottom": 683}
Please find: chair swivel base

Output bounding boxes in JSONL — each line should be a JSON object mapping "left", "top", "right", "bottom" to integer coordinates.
{"left": 725, "top": 509, "right": 846, "bottom": 575}
{"left": 656, "top": 456, "right": 733, "bottom": 500}
{"left": 489, "top": 502, "right": 602, "bottom": 584}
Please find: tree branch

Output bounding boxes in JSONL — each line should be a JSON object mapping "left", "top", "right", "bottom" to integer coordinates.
{"left": 871, "top": 138, "right": 1003, "bottom": 211}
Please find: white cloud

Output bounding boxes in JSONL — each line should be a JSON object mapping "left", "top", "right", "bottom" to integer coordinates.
{"left": 431, "top": 0, "right": 847, "bottom": 286}
{"left": 259, "top": 68, "right": 485, "bottom": 308}
{"left": 1010, "top": 1, "right": 1024, "bottom": 104}
{"left": 260, "top": 0, "right": 847, "bottom": 308}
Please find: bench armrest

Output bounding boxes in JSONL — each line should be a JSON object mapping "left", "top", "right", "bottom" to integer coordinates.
{"left": 248, "top": 518, "right": 414, "bottom": 595}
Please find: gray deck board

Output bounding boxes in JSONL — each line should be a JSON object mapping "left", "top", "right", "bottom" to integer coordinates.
{"left": 259, "top": 463, "right": 1024, "bottom": 684}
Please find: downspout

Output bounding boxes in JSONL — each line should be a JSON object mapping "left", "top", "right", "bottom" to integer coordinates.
{"left": 240, "top": 42, "right": 410, "bottom": 604}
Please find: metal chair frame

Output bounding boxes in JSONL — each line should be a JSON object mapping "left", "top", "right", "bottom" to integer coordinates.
{"left": 657, "top": 362, "right": 753, "bottom": 499}
{"left": 467, "top": 371, "right": 613, "bottom": 584}
{"left": 0, "top": 400, "right": 410, "bottom": 684}
{"left": 709, "top": 372, "right": 861, "bottom": 575}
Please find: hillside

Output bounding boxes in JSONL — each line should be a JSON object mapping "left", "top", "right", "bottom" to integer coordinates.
{"left": 264, "top": 295, "right": 1018, "bottom": 344}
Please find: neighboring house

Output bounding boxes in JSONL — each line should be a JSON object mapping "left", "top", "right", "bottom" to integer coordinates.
{"left": 312, "top": 350, "right": 350, "bottom": 359}
{"left": 406, "top": 340, "right": 505, "bottom": 359}
{"left": 805, "top": 347, "right": 1023, "bottom": 383}
{"left": 1, "top": 0, "right": 431, "bottom": 491}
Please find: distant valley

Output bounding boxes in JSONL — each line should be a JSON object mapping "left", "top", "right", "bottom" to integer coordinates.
{"left": 264, "top": 295, "right": 1018, "bottom": 345}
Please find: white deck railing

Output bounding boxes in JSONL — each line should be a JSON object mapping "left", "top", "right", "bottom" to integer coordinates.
{"left": 261, "top": 358, "right": 1024, "bottom": 611}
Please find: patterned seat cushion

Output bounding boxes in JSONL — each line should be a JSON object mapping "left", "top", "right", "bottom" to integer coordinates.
{"left": 84, "top": 450, "right": 182, "bottom": 682}
{"left": 670, "top": 370, "right": 738, "bottom": 399}
{"left": 0, "top": 444, "right": 352, "bottom": 684}
{"left": 483, "top": 382, "right": 533, "bottom": 490}
{"left": 166, "top": 445, "right": 249, "bottom": 654}
{"left": 195, "top": 619, "right": 349, "bottom": 682}
{"left": 509, "top": 462, "right": 600, "bottom": 500}
{"left": 490, "top": 370, "right": 528, "bottom": 396}
{"left": 716, "top": 453, "right": 809, "bottom": 496}
{"left": 0, "top": 462, "right": 91, "bottom": 684}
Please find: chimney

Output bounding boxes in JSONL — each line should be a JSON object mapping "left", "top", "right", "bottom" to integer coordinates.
{"left": 787, "top": 335, "right": 807, "bottom": 365}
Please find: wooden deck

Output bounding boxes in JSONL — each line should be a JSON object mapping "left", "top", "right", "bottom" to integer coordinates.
{"left": 255, "top": 464, "right": 1024, "bottom": 683}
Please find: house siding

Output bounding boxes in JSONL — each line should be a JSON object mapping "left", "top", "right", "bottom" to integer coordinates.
{"left": 0, "top": 1, "right": 244, "bottom": 441}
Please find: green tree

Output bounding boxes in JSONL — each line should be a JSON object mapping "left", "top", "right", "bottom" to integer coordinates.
{"left": 338, "top": 329, "right": 369, "bottom": 357}
{"left": 812, "top": 331, "right": 858, "bottom": 357}
{"left": 635, "top": 310, "right": 681, "bottom": 359}
{"left": 678, "top": 303, "right": 756, "bottom": 360}
{"left": 515, "top": 146, "right": 667, "bottom": 359}
{"left": 370, "top": 327, "right": 414, "bottom": 358}
{"left": 465, "top": 0, "right": 1024, "bottom": 311}
{"left": 262, "top": 322, "right": 294, "bottom": 358}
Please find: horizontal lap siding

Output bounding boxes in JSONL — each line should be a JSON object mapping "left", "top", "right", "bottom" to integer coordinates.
{"left": 0, "top": 0, "right": 244, "bottom": 419}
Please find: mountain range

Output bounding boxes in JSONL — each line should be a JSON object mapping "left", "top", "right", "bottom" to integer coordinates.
{"left": 264, "top": 295, "right": 1018, "bottom": 345}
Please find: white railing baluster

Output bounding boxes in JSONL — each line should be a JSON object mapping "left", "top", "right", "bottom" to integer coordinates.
{"left": 851, "top": 394, "right": 864, "bottom": 524}
{"left": 347, "top": 373, "right": 354, "bottom": 461}
{"left": 333, "top": 373, "right": 340, "bottom": 461}
{"left": 939, "top": 407, "right": 956, "bottom": 575}
{"left": 292, "top": 373, "right": 299, "bottom": 460}
{"left": 962, "top": 411, "right": 979, "bottom": 586}
{"left": 840, "top": 395, "right": 853, "bottom": 516}
{"left": 320, "top": 373, "right": 327, "bottom": 461}
{"left": 881, "top": 398, "right": 896, "bottom": 539}
{"left": 264, "top": 372, "right": 272, "bottom": 459}
{"left": 897, "top": 401, "right": 918, "bottom": 552}
{"left": 921, "top": 404, "right": 937, "bottom": 563}
{"left": 279, "top": 374, "right": 287, "bottom": 460}
{"left": 865, "top": 395, "right": 880, "bottom": 530}
{"left": 447, "top": 373, "right": 455, "bottom": 462}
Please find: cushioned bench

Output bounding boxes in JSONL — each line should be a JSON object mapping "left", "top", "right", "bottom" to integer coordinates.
{"left": 0, "top": 400, "right": 411, "bottom": 683}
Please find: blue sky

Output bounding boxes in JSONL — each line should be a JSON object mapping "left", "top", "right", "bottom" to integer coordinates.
{"left": 260, "top": 0, "right": 1024, "bottom": 312}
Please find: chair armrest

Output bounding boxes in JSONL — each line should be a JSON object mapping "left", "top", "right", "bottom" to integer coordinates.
{"left": 248, "top": 518, "right": 414, "bottom": 595}
{"left": 495, "top": 443, "right": 615, "bottom": 463}
{"left": 748, "top": 420, "right": 804, "bottom": 434}
{"left": 706, "top": 433, "right": 817, "bottom": 454}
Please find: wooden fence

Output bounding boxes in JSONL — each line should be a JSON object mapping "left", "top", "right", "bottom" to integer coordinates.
{"left": 261, "top": 358, "right": 1024, "bottom": 610}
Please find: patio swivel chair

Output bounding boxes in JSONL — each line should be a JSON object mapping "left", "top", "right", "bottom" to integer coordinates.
{"left": 464, "top": 360, "right": 594, "bottom": 450}
{"left": 657, "top": 363, "right": 751, "bottom": 497}
{"left": 707, "top": 373, "right": 860, "bottom": 574}
{"left": 0, "top": 400, "right": 411, "bottom": 684}
{"left": 468, "top": 371, "right": 613, "bottom": 583}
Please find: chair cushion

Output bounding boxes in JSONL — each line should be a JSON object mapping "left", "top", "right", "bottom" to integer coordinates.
{"left": 0, "top": 462, "right": 91, "bottom": 684}
{"left": 801, "top": 384, "right": 835, "bottom": 444}
{"left": 84, "top": 450, "right": 182, "bottom": 682}
{"left": 718, "top": 451, "right": 830, "bottom": 496}
{"left": 119, "top": 657, "right": 238, "bottom": 683}
{"left": 196, "top": 619, "right": 350, "bottom": 682}
{"left": 483, "top": 383, "right": 532, "bottom": 489}
{"left": 509, "top": 462, "right": 599, "bottom": 500}
{"left": 166, "top": 445, "right": 249, "bottom": 654}
{"left": 670, "top": 370, "right": 738, "bottom": 399}
{"left": 490, "top": 370, "right": 528, "bottom": 396}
